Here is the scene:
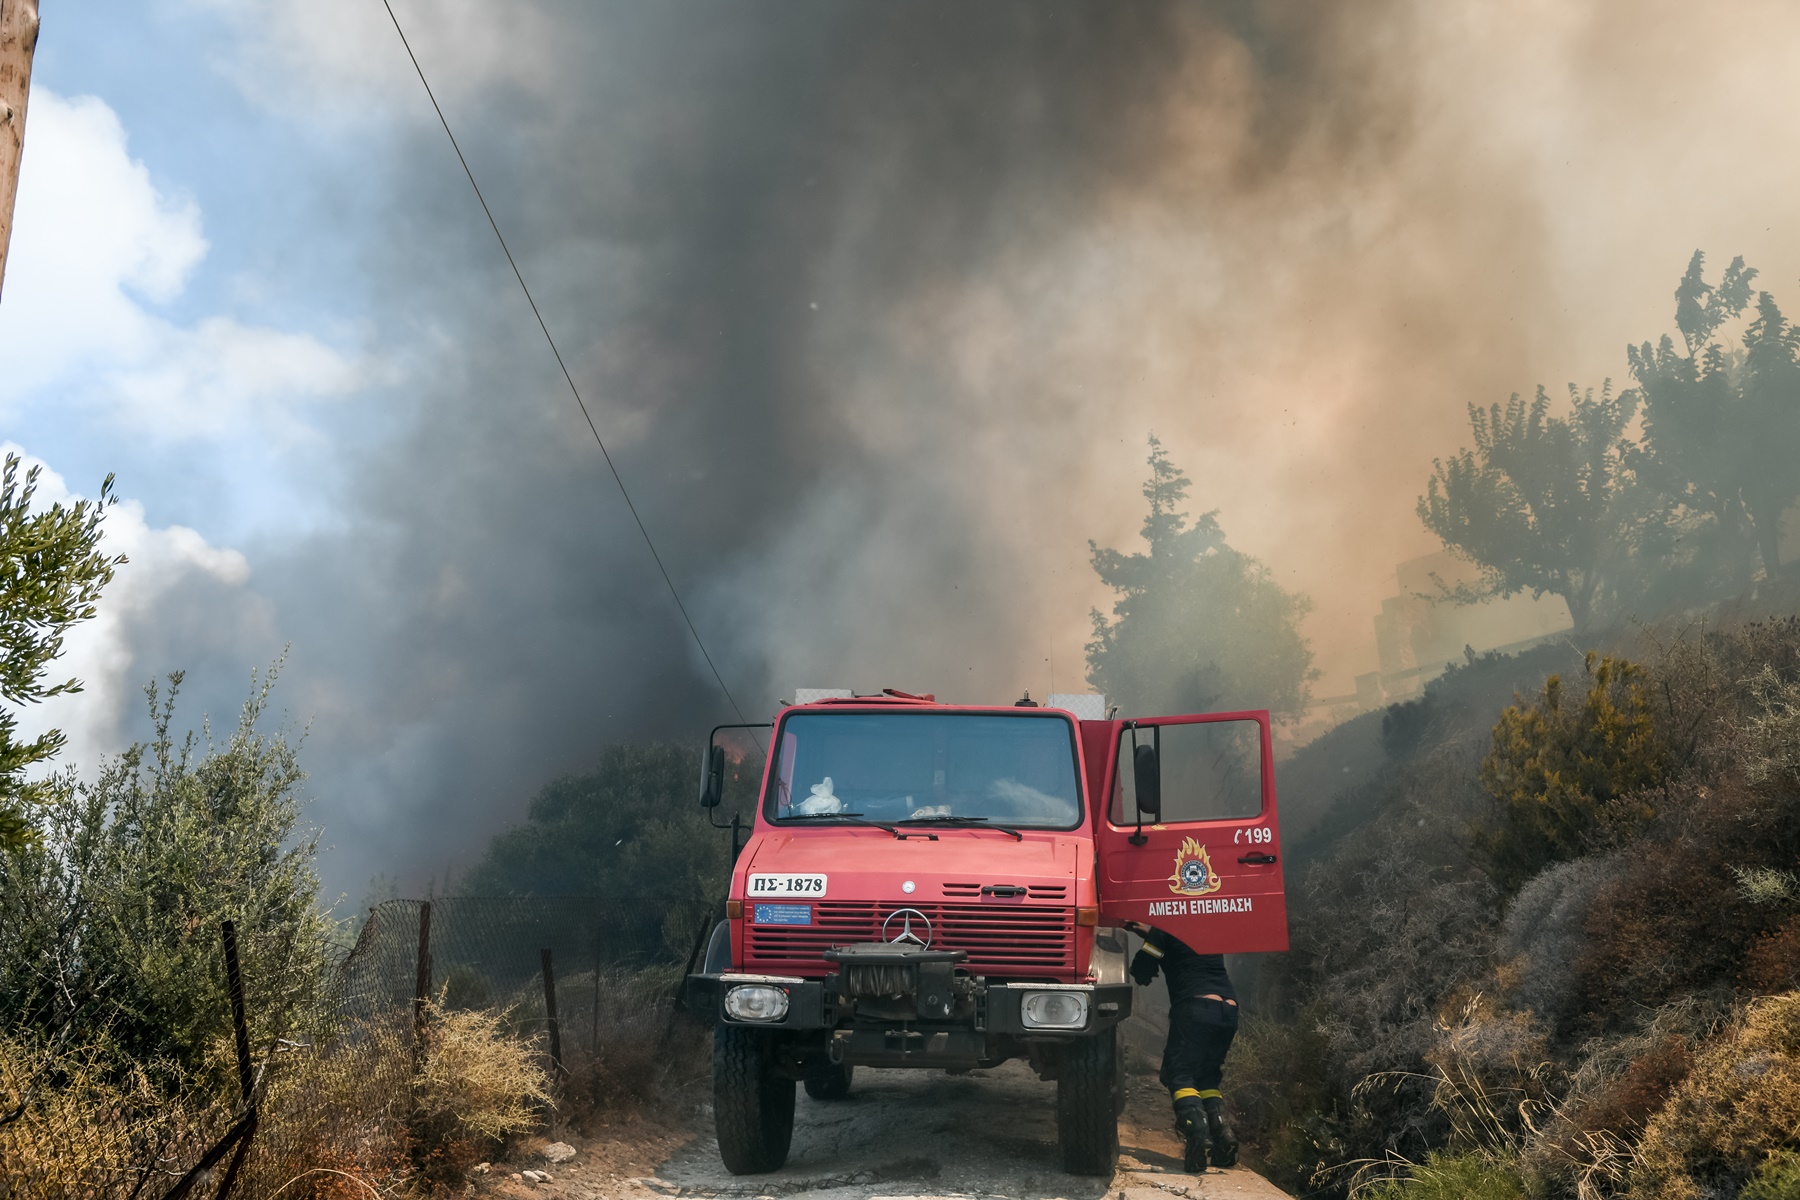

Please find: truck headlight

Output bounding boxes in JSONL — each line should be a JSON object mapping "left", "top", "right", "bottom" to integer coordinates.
{"left": 724, "top": 984, "right": 790, "bottom": 1022}
{"left": 1020, "top": 989, "right": 1089, "bottom": 1030}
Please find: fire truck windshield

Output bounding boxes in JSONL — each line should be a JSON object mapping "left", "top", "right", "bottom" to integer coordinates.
{"left": 766, "top": 711, "right": 1083, "bottom": 829}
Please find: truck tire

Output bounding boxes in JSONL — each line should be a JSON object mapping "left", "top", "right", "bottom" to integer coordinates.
{"left": 713, "top": 1024, "right": 795, "bottom": 1174}
{"left": 803, "top": 1059, "right": 854, "bottom": 1101}
{"left": 1113, "top": 1029, "right": 1128, "bottom": 1118}
{"left": 1056, "top": 1028, "right": 1120, "bottom": 1176}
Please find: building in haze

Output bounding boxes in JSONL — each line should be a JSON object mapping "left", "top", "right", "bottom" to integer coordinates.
{"left": 1305, "top": 552, "right": 1574, "bottom": 731}
{"left": 1365, "top": 552, "right": 1571, "bottom": 704}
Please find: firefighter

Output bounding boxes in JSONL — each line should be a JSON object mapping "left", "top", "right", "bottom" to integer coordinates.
{"left": 1124, "top": 920, "right": 1238, "bottom": 1173}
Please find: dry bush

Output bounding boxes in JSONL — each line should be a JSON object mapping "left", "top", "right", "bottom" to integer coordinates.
{"left": 1628, "top": 617, "right": 1800, "bottom": 776}
{"left": 1573, "top": 772, "right": 1800, "bottom": 1028}
{"left": 239, "top": 1014, "right": 416, "bottom": 1199}
{"left": 409, "top": 1001, "right": 552, "bottom": 1183}
{"left": 1422, "top": 996, "right": 1554, "bottom": 1154}
{"left": 1518, "top": 995, "right": 1723, "bottom": 1198}
{"left": 1497, "top": 855, "right": 1628, "bottom": 1032}
{"left": 1254, "top": 744, "right": 1501, "bottom": 1192}
{"left": 2, "top": 1013, "right": 415, "bottom": 1200}
{"left": 1748, "top": 918, "right": 1800, "bottom": 995}
{"left": 558, "top": 965, "right": 695, "bottom": 1119}
{"left": 0, "top": 1031, "right": 232, "bottom": 1200}
{"left": 1631, "top": 991, "right": 1800, "bottom": 1200}
{"left": 1569, "top": 1036, "right": 1691, "bottom": 1141}
{"left": 1743, "top": 665, "right": 1800, "bottom": 789}
{"left": 1227, "top": 1007, "right": 1344, "bottom": 1189}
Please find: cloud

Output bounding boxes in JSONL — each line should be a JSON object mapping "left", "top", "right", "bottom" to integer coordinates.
{"left": 2, "top": 444, "right": 260, "bottom": 776}
{"left": 0, "top": 90, "right": 363, "bottom": 442}
{"left": 182, "top": 0, "right": 567, "bottom": 123}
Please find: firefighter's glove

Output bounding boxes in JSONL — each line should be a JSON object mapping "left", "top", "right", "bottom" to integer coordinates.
{"left": 1130, "top": 949, "right": 1161, "bottom": 987}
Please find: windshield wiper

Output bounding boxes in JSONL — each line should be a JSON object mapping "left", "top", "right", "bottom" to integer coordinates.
{"left": 895, "top": 815, "right": 1024, "bottom": 841}
{"left": 782, "top": 813, "right": 903, "bottom": 839}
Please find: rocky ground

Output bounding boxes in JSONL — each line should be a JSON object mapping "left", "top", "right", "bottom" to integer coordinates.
{"left": 471, "top": 1023, "right": 1290, "bottom": 1200}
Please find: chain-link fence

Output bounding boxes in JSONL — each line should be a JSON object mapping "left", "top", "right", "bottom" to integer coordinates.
{"left": 0, "top": 896, "right": 704, "bottom": 1199}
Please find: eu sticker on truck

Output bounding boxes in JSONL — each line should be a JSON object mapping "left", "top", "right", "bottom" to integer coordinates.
{"left": 753, "top": 904, "right": 813, "bottom": 926}
{"left": 748, "top": 873, "right": 827, "bottom": 898}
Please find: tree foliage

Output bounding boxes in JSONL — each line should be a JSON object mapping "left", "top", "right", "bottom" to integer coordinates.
{"left": 460, "top": 742, "right": 754, "bottom": 957}
{"left": 1424, "top": 253, "right": 1800, "bottom": 628}
{"left": 0, "top": 667, "right": 328, "bottom": 1089}
{"left": 1417, "top": 385, "right": 1653, "bottom": 632}
{"left": 1086, "top": 436, "right": 1315, "bottom": 717}
{"left": 0, "top": 453, "right": 126, "bottom": 849}
{"left": 1629, "top": 251, "right": 1800, "bottom": 585}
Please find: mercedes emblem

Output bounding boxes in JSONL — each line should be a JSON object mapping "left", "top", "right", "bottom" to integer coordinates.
{"left": 881, "top": 907, "right": 932, "bottom": 948}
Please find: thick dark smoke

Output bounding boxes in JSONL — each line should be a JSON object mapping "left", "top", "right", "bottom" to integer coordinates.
{"left": 130, "top": 0, "right": 1412, "bottom": 896}
{"left": 101, "top": 0, "right": 1800, "bottom": 896}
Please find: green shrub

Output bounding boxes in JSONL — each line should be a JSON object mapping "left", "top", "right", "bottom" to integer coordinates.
{"left": 1360, "top": 1152, "right": 1526, "bottom": 1200}
{"left": 0, "top": 667, "right": 330, "bottom": 1091}
{"left": 1475, "top": 653, "right": 1666, "bottom": 892}
{"left": 1743, "top": 1152, "right": 1800, "bottom": 1200}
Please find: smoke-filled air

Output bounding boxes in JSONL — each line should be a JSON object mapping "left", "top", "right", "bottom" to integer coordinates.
{"left": 5, "top": 3, "right": 1800, "bottom": 1195}
{"left": 11, "top": 0, "right": 1798, "bottom": 896}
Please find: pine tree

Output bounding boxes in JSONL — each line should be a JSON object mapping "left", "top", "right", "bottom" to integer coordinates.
{"left": 1086, "top": 436, "right": 1314, "bottom": 717}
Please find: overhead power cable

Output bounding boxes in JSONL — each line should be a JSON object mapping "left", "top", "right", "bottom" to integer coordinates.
{"left": 377, "top": 0, "right": 750, "bottom": 727}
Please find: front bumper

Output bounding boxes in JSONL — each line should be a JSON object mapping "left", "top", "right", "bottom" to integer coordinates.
{"left": 685, "top": 971, "right": 1131, "bottom": 1037}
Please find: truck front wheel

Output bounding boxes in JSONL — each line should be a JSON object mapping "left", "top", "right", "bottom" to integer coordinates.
{"left": 714, "top": 1024, "right": 796, "bottom": 1174}
{"left": 1056, "top": 1028, "right": 1121, "bottom": 1176}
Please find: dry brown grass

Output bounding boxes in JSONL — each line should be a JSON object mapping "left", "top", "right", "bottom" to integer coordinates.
{"left": 2, "top": 971, "right": 687, "bottom": 1199}
{"left": 1631, "top": 991, "right": 1800, "bottom": 1199}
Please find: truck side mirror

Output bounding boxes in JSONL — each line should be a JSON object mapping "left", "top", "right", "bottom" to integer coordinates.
{"left": 1132, "top": 743, "right": 1162, "bottom": 818}
{"left": 700, "top": 744, "right": 726, "bottom": 808}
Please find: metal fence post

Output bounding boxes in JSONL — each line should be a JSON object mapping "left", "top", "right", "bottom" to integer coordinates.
{"left": 412, "top": 901, "right": 432, "bottom": 1069}
{"left": 221, "top": 921, "right": 254, "bottom": 1105}
{"left": 216, "top": 921, "right": 257, "bottom": 1199}
{"left": 540, "top": 948, "right": 564, "bottom": 1079}
{"left": 590, "top": 926, "right": 602, "bottom": 1058}
{"left": 164, "top": 923, "right": 260, "bottom": 1200}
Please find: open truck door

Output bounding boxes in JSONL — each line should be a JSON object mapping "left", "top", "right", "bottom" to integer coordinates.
{"left": 1086, "top": 711, "right": 1287, "bottom": 954}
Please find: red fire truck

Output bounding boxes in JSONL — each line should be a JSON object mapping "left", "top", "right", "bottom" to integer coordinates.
{"left": 686, "top": 690, "right": 1287, "bottom": 1176}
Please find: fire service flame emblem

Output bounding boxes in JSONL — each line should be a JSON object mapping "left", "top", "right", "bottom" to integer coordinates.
{"left": 1167, "top": 836, "right": 1222, "bottom": 897}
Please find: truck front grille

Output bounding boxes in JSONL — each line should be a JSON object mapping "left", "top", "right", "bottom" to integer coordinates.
{"left": 746, "top": 901, "right": 1074, "bottom": 975}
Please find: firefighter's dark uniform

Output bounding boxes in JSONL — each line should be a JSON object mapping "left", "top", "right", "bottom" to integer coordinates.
{"left": 1130, "top": 926, "right": 1238, "bottom": 1171}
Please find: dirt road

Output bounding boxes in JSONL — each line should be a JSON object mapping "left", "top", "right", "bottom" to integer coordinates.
{"left": 521, "top": 1048, "right": 1290, "bottom": 1200}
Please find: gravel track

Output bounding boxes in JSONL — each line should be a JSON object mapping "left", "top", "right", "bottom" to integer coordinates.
{"left": 520, "top": 1041, "right": 1290, "bottom": 1200}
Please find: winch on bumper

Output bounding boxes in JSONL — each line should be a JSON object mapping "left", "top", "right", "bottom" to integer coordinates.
{"left": 686, "top": 942, "right": 1131, "bottom": 1069}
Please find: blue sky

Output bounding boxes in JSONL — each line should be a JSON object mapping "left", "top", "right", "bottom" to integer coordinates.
{"left": 10, "top": 4, "right": 392, "bottom": 542}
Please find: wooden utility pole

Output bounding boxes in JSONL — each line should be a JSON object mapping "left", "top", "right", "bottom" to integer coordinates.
{"left": 0, "top": 0, "right": 41, "bottom": 302}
